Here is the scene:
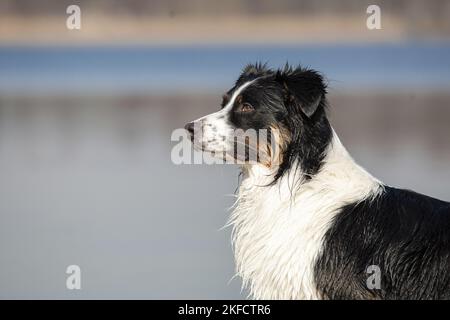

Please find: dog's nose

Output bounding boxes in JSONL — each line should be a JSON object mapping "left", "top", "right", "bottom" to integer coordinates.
{"left": 185, "top": 122, "right": 195, "bottom": 135}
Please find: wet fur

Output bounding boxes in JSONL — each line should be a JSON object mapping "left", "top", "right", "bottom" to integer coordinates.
{"left": 187, "top": 63, "right": 450, "bottom": 299}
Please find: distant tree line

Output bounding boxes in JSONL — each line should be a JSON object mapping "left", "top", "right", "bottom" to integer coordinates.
{"left": 0, "top": 0, "right": 449, "bottom": 19}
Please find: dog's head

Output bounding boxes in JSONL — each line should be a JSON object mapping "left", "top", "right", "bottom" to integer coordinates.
{"left": 185, "top": 63, "right": 332, "bottom": 182}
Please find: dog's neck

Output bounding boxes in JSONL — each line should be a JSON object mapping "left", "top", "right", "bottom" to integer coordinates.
{"left": 229, "top": 130, "right": 382, "bottom": 299}
{"left": 241, "top": 130, "right": 381, "bottom": 194}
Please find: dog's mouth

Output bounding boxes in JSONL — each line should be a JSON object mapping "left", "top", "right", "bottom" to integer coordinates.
{"left": 189, "top": 135, "right": 220, "bottom": 153}
{"left": 184, "top": 121, "right": 284, "bottom": 167}
{"left": 187, "top": 132, "right": 282, "bottom": 167}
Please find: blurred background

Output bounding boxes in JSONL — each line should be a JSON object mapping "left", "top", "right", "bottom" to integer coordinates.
{"left": 0, "top": 0, "right": 449, "bottom": 299}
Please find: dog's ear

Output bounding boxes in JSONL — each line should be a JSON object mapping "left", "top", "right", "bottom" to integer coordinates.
{"left": 275, "top": 66, "right": 326, "bottom": 118}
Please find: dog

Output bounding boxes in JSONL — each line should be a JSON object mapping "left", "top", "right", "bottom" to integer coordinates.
{"left": 185, "top": 63, "right": 450, "bottom": 299}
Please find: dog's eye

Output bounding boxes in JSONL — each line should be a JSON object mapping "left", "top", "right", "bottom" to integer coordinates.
{"left": 239, "top": 103, "right": 254, "bottom": 113}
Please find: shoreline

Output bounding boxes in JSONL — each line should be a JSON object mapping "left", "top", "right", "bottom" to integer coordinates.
{"left": 2, "top": 14, "right": 449, "bottom": 45}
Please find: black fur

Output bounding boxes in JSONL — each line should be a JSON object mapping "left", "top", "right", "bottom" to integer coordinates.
{"left": 223, "top": 63, "right": 332, "bottom": 183}
{"left": 193, "top": 62, "right": 450, "bottom": 299}
{"left": 315, "top": 186, "right": 450, "bottom": 300}
{"left": 213, "top": 63, "right": 450, "bottom": 299}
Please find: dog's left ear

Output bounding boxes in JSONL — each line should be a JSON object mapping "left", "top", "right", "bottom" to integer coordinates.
{"left": 275, "top": 67, "right": 326, "bottom": 118}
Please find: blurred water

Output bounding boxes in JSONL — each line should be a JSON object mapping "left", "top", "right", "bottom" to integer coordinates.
{"left": 1, "top": 42, "right": 450, "bottom": 94}
{"left": 0, "top": 44, "right": 450, "bottom": 299}
{"left": 0, "top": 96, "right": 243, "bottom": 299}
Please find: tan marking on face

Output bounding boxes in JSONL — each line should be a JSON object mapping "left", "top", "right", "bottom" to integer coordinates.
{"left": 267, "top": 124, "right": 291, "bottom": 167}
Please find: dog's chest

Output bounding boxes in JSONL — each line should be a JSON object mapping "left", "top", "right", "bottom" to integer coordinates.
{"left": 231, "top": 177, "right": 339, "bottom": 299}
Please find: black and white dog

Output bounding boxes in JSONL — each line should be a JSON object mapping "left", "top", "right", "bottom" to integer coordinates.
{"left": 185, "top": 63, "right": 450, "bottom": 300}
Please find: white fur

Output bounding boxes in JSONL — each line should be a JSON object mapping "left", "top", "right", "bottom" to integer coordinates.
{"left": 228, "top": 131, "right": 383, "bottom": 299}
{"left": 191, "top": 80, "right": 255, "bottom": 153}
